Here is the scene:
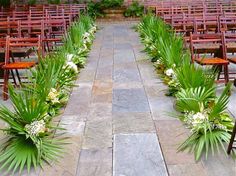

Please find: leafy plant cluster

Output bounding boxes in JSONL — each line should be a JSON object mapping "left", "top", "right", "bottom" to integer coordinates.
{"left": 124, "top": 1, "right": 144, "bottom": 17}
{"left": 87, "top": 0, "right": 124, "bottom": 19}
{"left": 27, "top": 0, "right": 36, "bottom": 5}
{"left": 47, "top": 0, "right": 61, "bottom": 4}
{"left": 0, "top": 0, "right": 10, "bottom": 7}
{"left": 137, "top": 15, "right": 234, "bottom": 161}
{"left": 0, "top": 15, "right": 97, "bottom": 175}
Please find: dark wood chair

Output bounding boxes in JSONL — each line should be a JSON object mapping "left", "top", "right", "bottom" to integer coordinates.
{"left": 43, "top": 18, "right": 66, "bottom": 52}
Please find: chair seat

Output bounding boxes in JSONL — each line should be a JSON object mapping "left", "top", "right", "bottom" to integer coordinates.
{"left": 195, "top": 58, "right": 229, "bottom": 65}
{"left": 2, "top": 62, "right": 36, "bottom": 69}
{"left": 228, "top": 58, "right": 236, "bottom": 64}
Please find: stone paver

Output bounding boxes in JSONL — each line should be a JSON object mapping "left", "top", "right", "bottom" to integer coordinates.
{"left": 112, "top": 88, "right": 150, "bottom": 113}
{"left": 113, "top": 133, "right": 168, "bottom": 176}
{"left": 76, "top": 148, "right": 112, "bottom": 176}
{"left": 113, "top": 112, "right": 155, "bottom": 134}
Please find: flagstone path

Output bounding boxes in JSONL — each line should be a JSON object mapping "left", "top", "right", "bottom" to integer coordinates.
{"left": 0, "top": 21, "right": 236, "bottom": 176}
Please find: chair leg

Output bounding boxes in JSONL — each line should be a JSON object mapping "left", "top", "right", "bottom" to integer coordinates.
{"left": 216, "top": 65, "right": 222, "bottom": 80}
{"left": 224, "top": 64, "right": 229, "bottom": 84}
{"left": 3, "top": 69, "right": 9, "bottom": 101}
{"left": 15, "top": 69, "right": 21, "bottom": 84}
{"left": 10, "top": 70, "right": 17, "bottom": 86}
{"left": 234, "top": 78, "right": 236, "bottom": 87}
{"left": 227, "top": 121, "right": 236, "bottom": 154}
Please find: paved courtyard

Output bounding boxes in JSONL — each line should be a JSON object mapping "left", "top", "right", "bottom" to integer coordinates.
{"left": 0, "top": 22, "right": 236, "bottom": 176}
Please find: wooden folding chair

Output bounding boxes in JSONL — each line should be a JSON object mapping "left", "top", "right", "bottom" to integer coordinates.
{"left": 43, "top": 18, "right": 66, "bottom": 52}
{"left": 189, "top": 32, "right": 229, "bottom": 83}
{"left": 2, "top": 35, "right": 42, "bottom": 100}
{"left": 0, "top": 20, "right": 20, "bottom": 38}
{"left": 221, "top": 32, "right": 236, "bottom": 81}
{"left": 227, "top": 121, "right": 236, "bottom": 154}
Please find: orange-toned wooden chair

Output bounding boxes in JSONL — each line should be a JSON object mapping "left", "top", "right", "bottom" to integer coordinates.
{"left": 189, "top": 32, "right": 229, "bottom": 83}
{"left": 2, "top": 35, "right": 42, "bottom": 100}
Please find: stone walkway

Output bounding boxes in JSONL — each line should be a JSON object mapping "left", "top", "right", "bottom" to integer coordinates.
{"left": 60, "top": 22, "right": 235, "bottom": 176}
{"left": 0, "top": 22, "right": 236, "bottom": 176}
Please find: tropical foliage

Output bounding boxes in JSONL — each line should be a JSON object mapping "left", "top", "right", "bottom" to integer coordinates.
{"left": 137, "top": 15, "right": 234, "bottom": 161}
{"left": 0, "top": 15, "right": 97, "bottom": 174}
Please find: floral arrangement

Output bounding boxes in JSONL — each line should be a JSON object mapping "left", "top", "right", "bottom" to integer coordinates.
{"left": 137, "top": 15, "right": 234, "bottom": 161}
{"left": 0, "top": 15, "right": 97, "bottom": 174}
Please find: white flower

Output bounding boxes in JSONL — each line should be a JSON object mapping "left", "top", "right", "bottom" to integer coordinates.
{"left": 66, "top": 54, "right": 74, "bottom": 62}
{"left": 47, "top": 88, "right": 60, "bottom": 104}
{"left": 65, "top": 61, "right": 78, "bottom": 73}
{"left": 193, "top": 112, "right": 207, "bottom": 120}
{"left": 191, "top": 112, "right": 208, "bottom": 127}
{"left": 165, "top": 68, "right": 175, "bottom": 77}
{"left": 25, "top": 120, "right": 46, "bottom": 136}
{"left": 215, "top": 124, "right": 227, "bottom": 130}
{"left": 83, "top": 32, "right": 90, "bottom": 40}
{"left": 51, "top": 97, "right": 60, "bottom": 104}
{"left": 156, "top": 60, "right": 161, "bottom": 65}
{"left": 89, "top": 26, "right": 97, "bottom": 34}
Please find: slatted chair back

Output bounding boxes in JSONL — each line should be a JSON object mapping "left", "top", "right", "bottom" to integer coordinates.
{"left": 0, "top": 20, "right": 20, "bottom": 38}
{"left": 19, "top": 20, "right": 44, "bottom": 38}
{"left": 221, "top": 32, "right": 236, "bottom": 63}
{"left": 189, "top": 32, "right": 224, "bottom": 62}
{"left": 219, "top": 16, "right": 236, "bottom": 33}
{"left": 5, "top": 35, "right": 42, "bottom": 65}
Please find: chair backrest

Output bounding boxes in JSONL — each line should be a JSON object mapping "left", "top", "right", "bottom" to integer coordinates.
{"left": 219, "top": 16, "right": 236, "bottom": 33}
{"left": 44, "top": 18, "right": 66, "bottom": 37}
{"left": 19, "top": 20, "right": 44, "bottom": 38}
{"left": 222, "top": 32, "right": 236, "bottom": 59}
{"left": 0, "top": 20, "right": 20, "bottom": 38}
{"left": 189, "top": 32, "right": 223, "bottom": 62}
{"left": 5, "top": 35, "right": 42, "bottom": 64}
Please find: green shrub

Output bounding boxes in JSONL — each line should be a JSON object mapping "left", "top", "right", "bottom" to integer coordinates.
{"left": 48, "top": 0, "right": 61, "bottom": 4}
{"left": 28, "top": 0, "right": 36, "bottom": 5}
{"left": 88, "top": 1, "right": 104, "bottom": 19}
{"left": 124, "top": 1, "right": 144, "bottom": 17}
{"left": 0, "top": 0, "right": 10, "bottom": 7}
{"left": 101, "top": 0, "right": 124, "bottom": 8}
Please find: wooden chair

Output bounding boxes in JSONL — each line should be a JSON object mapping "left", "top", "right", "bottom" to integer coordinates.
{"left": 189, "top": 32, "right": 229, "bottom": 83}
{"left": 221, "top": 32, "right": 236, "bottom": 81}
{"left": 43, "top": 18, "right": 66, "bottom": 52}
{"left": 2, "top": 35, "right": 42, "bottom": 100}
{"left": 0, "top": 20, "right": 20, "bottom": 38}
{"left": 219, "top": 16, "right": 236, "bottom": 33}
